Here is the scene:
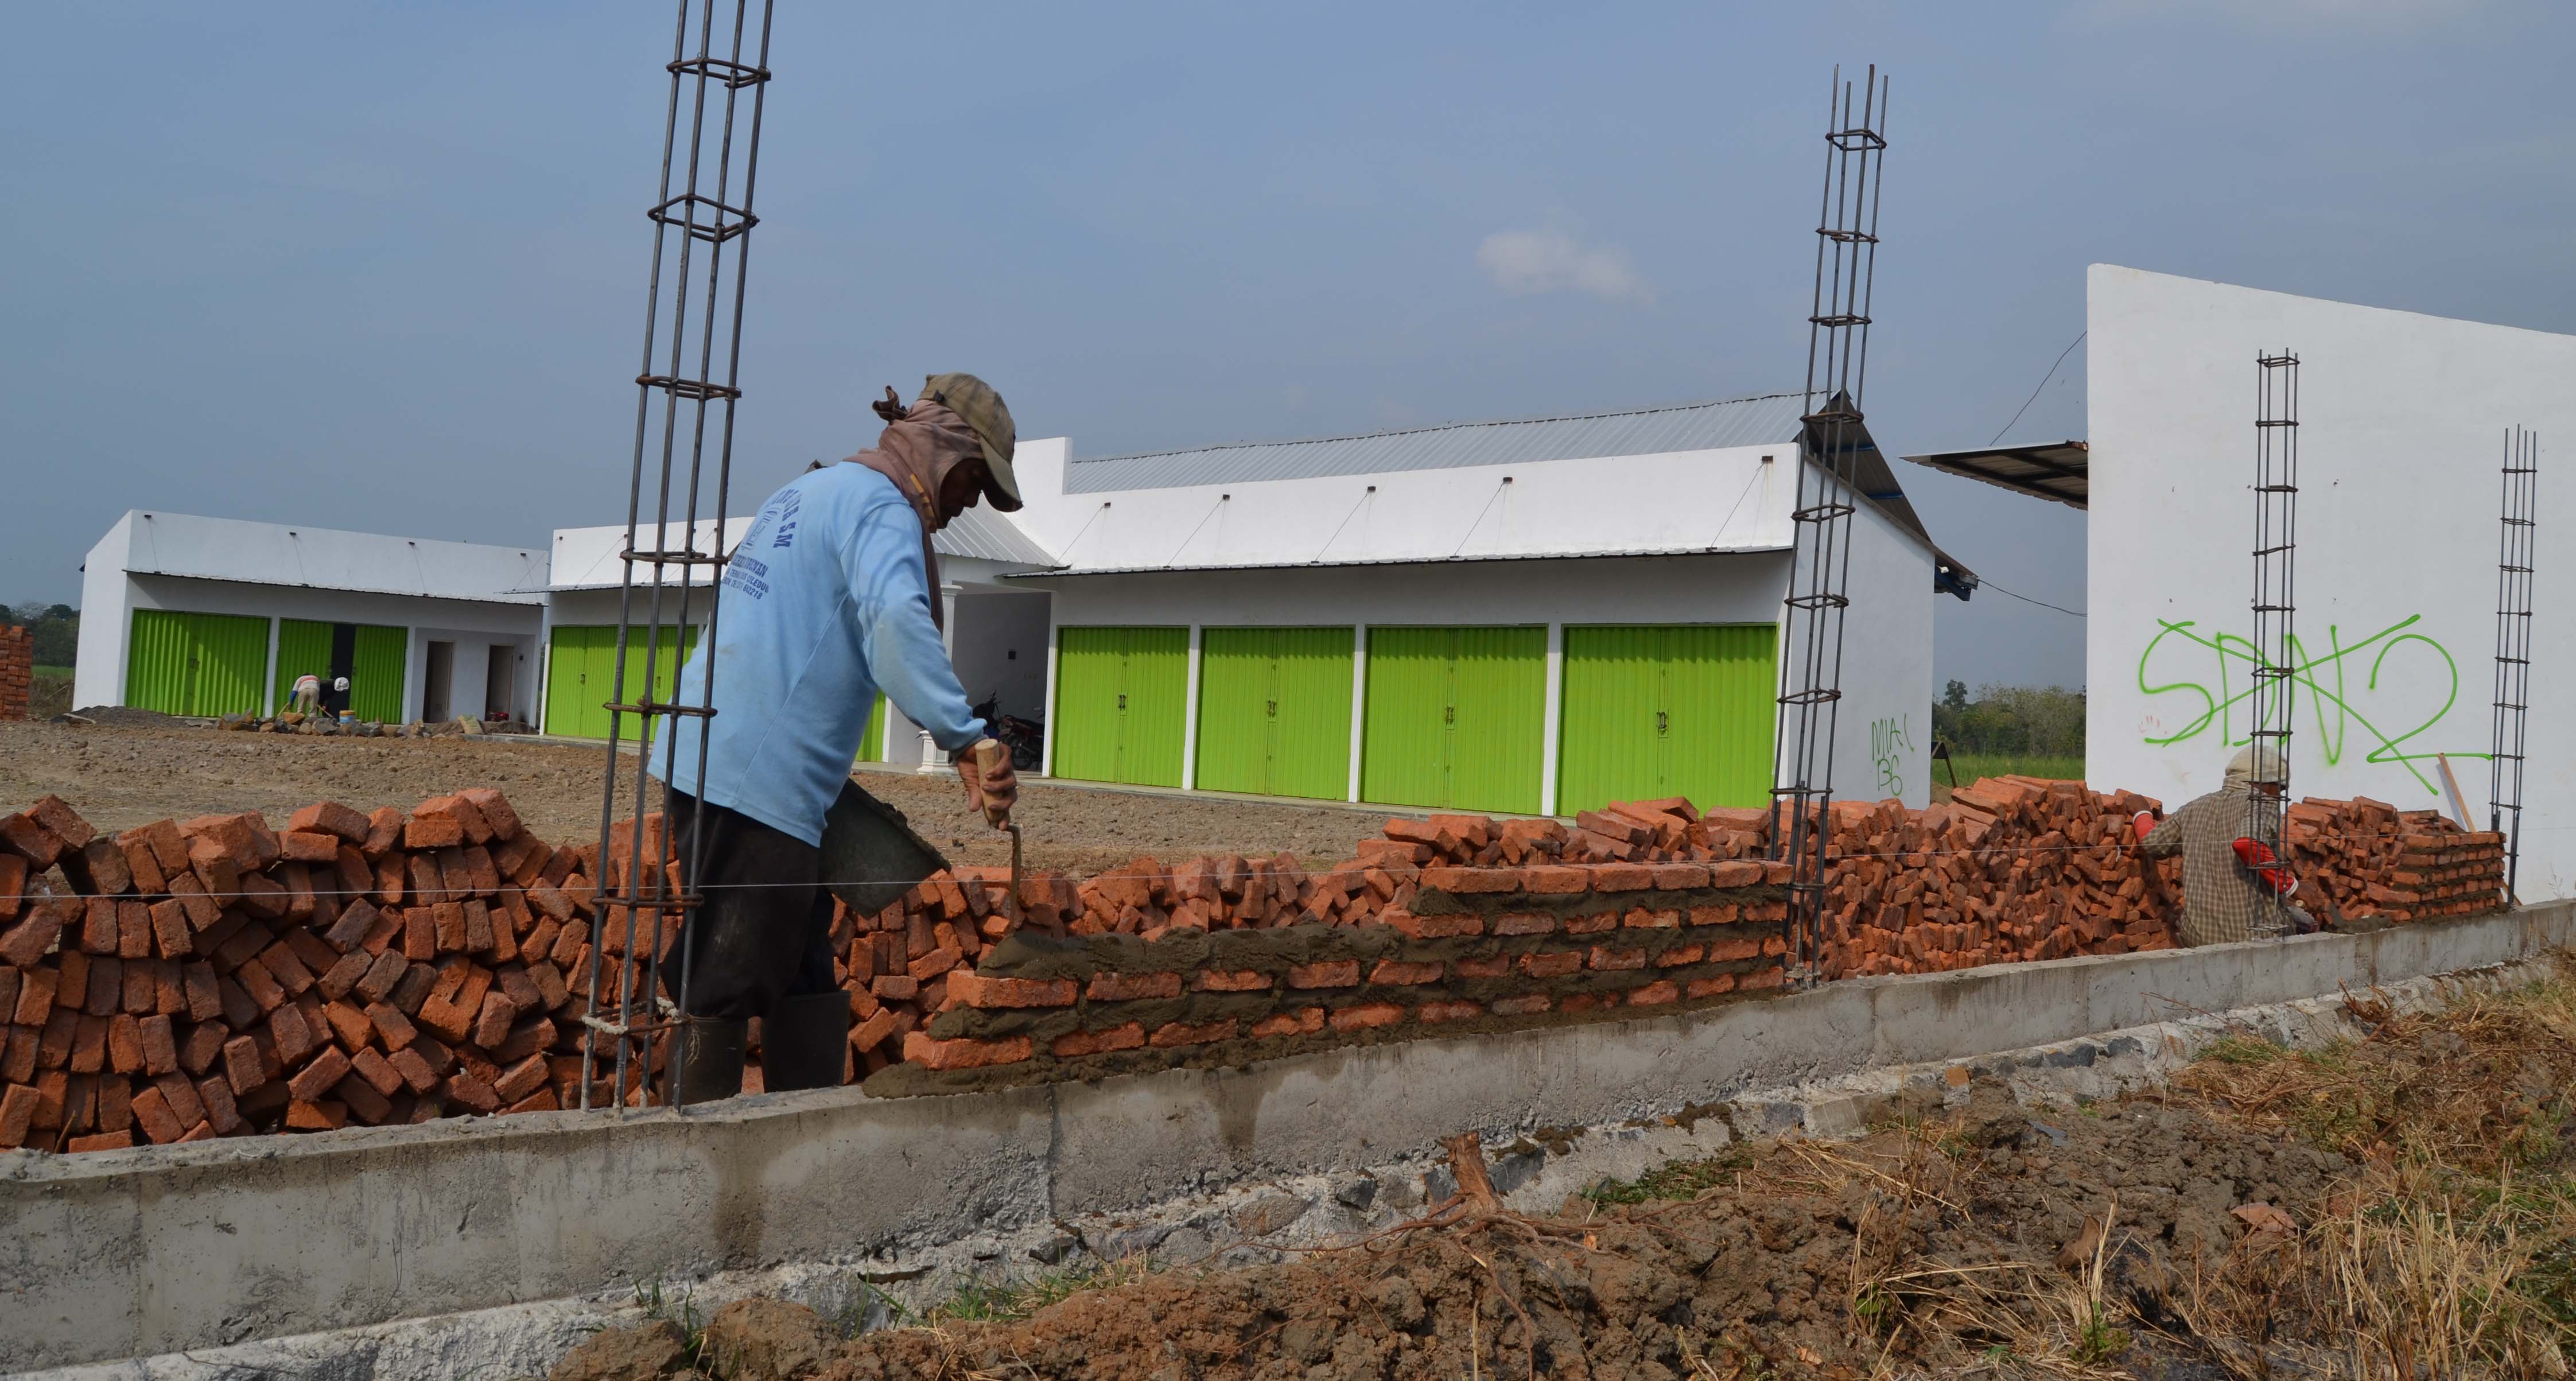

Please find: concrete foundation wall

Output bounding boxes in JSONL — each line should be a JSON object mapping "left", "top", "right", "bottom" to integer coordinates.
{"left": 6, "top": 902, "right": 2566, "bottom": 1372}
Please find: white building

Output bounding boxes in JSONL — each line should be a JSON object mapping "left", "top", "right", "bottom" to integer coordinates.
{"left": 70, "top": 391, "right": 1965, "bottom": 818}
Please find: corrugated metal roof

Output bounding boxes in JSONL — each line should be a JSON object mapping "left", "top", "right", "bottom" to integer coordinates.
{"left": 937, "top": 506, "right": 1059, "bottom": 566}
{"left": 1000, "top": 541, "right": 1790, "bottom": 580}
{"left": 1064, "top": 393, "right": 1809, "bottom": 493}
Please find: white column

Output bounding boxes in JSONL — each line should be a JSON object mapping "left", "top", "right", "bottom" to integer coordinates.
{"left": 261, "top": 616, "right": 281, "bottom": 717}
{"left": 1038, "top": 619, "right": 1061, "bottom": 779}
{"left": 1540, "top": 621, "right": 1565, "bottom": 817}
{"left": 1346, "top": 624, "right": 1369, "bottom": 803}
{"left": 919, "top": 581, "right": 964, "bottom": 774}
{"left": 1179, "top": 624, "right": 1203, "bottom": 790}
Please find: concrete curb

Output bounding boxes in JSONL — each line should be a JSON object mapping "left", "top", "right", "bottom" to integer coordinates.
{"left": 5, "top": 901, "right": 2567, "bottom": 1373}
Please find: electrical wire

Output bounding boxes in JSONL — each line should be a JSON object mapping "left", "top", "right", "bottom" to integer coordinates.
{"left": 1977, "top": 579, "right": 2086, "bottom": 618}
{"left": 1988, "top": 329, "right": 2085, "bottom": 447}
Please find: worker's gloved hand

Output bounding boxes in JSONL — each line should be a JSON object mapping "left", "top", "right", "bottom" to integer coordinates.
{"left": 2132, "top": 810, "right": 2156, "bottom": 842}
{"left": 957, "top": 737, "right": 1018, "bottom": 828}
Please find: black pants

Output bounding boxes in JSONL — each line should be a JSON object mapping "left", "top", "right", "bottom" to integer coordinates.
{"left": 660, "top": 790, "right": 837, "bottom": 1021}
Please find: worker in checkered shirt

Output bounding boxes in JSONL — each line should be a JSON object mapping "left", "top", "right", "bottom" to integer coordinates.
{"left": 2132, "top": 744, "right": 2318, "bottom": 945}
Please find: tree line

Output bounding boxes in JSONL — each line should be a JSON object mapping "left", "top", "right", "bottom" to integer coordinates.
{"left": 8, "top": 603, "right": 77, "bottom": 669}
{"left": 1933, "top": 680, "right": 2084, "bottom": 758}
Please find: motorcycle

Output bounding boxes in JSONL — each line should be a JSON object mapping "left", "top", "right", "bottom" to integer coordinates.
{"left": 972, "top": 693, "right": 1045, "bottom": 772}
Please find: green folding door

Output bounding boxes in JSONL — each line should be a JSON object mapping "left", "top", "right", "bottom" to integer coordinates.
{"left": 273, "top": 619, "right": 333, "bottom": 712}
{"left": 1050, "top": 626, "right": 1187, "bottom": 786}
{"left": 545, "top": 624, "right": 696, "bottom": 739}
{"left": 125, "top": 609, "right": 269, "bottom": 717}
{"left": 1557, "top": 624, "right": 1777, "bottom": 815}
{"left": 1360, "top": 626, "right": 1546, "bottom": 813}
{"left": 1193, "top": 627, "right": 1354, "bottom": 800}
{"left": 349, "top": 626, "right": 407, "bottom": 722}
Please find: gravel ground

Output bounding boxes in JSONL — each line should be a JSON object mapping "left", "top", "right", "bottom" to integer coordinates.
{"left": 0, "top": 719, "right": 1385, "bottom": 873}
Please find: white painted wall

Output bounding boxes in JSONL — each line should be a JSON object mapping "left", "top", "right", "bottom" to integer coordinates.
{"left": 2088, "top": 264, "right": 2576, "bottom": 898}
{"left": 1006, "top": 437, "right": 1792, "bottom": 572}
{"left": 1823, "top": 493, "right": 1937, "bottom": 809}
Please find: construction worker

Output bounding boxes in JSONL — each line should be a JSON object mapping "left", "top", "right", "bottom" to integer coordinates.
{"left": 2131, "top": 744, "right": 2317, "bottom": 945}
{"left": 650, "top": 374, "right": 1022, "bottom": 1101}
{"left": 286, "top": 672, "right": 324, "bottom": 718}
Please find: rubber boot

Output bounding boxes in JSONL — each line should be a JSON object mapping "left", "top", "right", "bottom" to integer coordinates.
{"left": 760, "top": 991, "right": 853, "bottom": 1092}
{"left": 665, "top": 1016, "right": 749, "bottom": 1107}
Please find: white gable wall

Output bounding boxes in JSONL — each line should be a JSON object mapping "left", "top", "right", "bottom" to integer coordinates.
{"left": 2088, "top": 264, "right": 2576, "bottom": 897}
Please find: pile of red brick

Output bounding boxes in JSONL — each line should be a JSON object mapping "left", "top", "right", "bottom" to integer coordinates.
{"left": 0, "top": 626, "right": 30, "bottom": 722}
{"left": 2285, "top": 797, "right": 2509, "bottom": 921}
{"left": 1818, "top": 777, "right": 2183, "bottom": 978}
{"left": 0, "top": 790, "right": 631, "bottom": 1151}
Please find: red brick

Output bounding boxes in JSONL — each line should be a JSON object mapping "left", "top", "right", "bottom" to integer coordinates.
{"left": 1329, "top": 1002, "right": 1405, "bottom": 1033}
{"left": 1519, "top": 866, "right": 1588, "bottom": 894}
{"left": 403, "top": 816, "right": 465, "bottom": 851}
{"left": 1191, "top": 969, "right": 1274, "bottom": 992}
{"left": 1761, "top": 862, "right": 1792, "bottom": 885}
{"left": 286, "top": 1100, "right": 348, "bottom": 1130}
{"left": 279, "top": 831, "right": 340, "bottom": 864}
{"left": 901, "top": 1031, "right": 1031, "bottom": 1070}
{"left": 1147, "top": 1019, "right": 1237, "bottom": 1049}
{"left": 442, "top": 1070, "right": 500, "bottom": 1113}
{"left": 290, "top": 801, "right": 373, "bottom": 844}
{"left": 1737, "top": 965, "right": 1789, "bottom": 991}
{"left": 1687, "top": 904, "right": 1742, "bottom": 926}
{"left": 65, "top": 1130, "right": 133, "bottom": 1153}
{"left": 130, "top": 1086, "right": 185, "bottom": 1143}
{"left": 952, "top": 972, "right": 1078, "bottom": 1008}
{"left": 1367, "top": 959, "right": 1444, "bottom": 986}
{"left": 1417, "top": 1000, "right": 1483, "bottom": 1023}
{"left": 1563, "top": 910, "right": 1619, "bottom": 934}
{"left": 1287, "top": 960, "right": 1359, "bottom": 990}
{"left": 1051, "top": 1023, "right": 1146, "bottom": 1058}
{"left": 455, "top": 788, "right": 524, "bottom": 841}
{"left": 1085, "top": 971, "right": 1182, "bottom": 1003}
{"left": 1421, "top": 866, "right": 1518, "bottom": 895}
{"left": 1706, "top": 860, "right": 1764, "bottom": 889}
{"left": 387, "top": 1046, "right": 439, "bottom": 1093}
{"left": 1250, "top": 1007, "right": 1326, "bottom": 1039}
{"left": 1626, "top": 980, "right": 1680, "bottom": 1007}
{"left": 850, "top": 1008, "right": 900, "bottom": 1056}
{"left": 1491, "top": 911, "right": 1556, "bottom": 936}
{"left": 1452, "top": 955, "right": 1512, "bottom": 980}
{"left": 222, "top": 1035, "right": 265, "bottom": 1095}
{"left": 350, "top": 1046, "right": 405, "bottom": 1097}
{"left": 137, "top": 1014, "right": 178, "bottom": 1075}
{"left": 492, "top": 1053, "right": 549, "bottom": 1103}
{"left": 29, "top": 795, "right": 95, "bottom": 849}
{"left": 871, "top": 974, "right": 918, "bottom": 1002}
{"left": 1489, "top": 994, "right": 1553, "bottom": 1016}
{"left": 906, "top": 945, "right": 962, "bottom": 984}
{"left": 1589, "top": 863, "right": 1653, "bottom": 893}
{"left": 1588, "top": 945, "right": 1648, "bottom": 971}
{"left": 1519, "top": 951, "right": 1583, "bottom": 978}
{"left": 1705, "top": 936, "right": 1765, "bottom": 963}
{"left": 0, "top": 1083, "right": 37, "bottom": 1149}
{"left": 1385, "top": 909, "right": 1482, "bottom": 940}
{"left": 1648, "top": 863, "right": 1710, "bottom": 890}
{"left": 1653, "top": 944, "right": 1708, "bottom": 967}
{"left": 1623, "top": 907, "right": 1682, "bottom": 929}
{"left": 287, "top": 1046, "right": 354, "bottom": 1102}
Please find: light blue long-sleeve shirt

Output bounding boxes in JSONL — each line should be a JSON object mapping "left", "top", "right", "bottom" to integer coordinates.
{"left": 651, "top": 464, "right": 986, "bottom": 845}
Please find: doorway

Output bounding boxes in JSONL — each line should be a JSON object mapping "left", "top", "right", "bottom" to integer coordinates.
{"left": 483, "top": 644, "right": 516, "bottom": 721}
{"left": 423, "top": 641, "right": 454, "bottom": 723}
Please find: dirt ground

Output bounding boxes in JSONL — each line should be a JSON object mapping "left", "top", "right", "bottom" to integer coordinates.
{"left": 0, "top": 719, "right": 1386, "bottom": 874}
{"left": 562, "top": 959, "right": 2576, "bottom": 1381}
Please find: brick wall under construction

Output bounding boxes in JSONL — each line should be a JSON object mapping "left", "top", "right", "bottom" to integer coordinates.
{"left": 0, "top": 776, "right": 2507, "bottom": 1151}
{"left": 0, "top": 626, "right": 30, "bottom": 723}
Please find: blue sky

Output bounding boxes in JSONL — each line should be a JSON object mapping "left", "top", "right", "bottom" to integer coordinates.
{"left": 6, "top": 2, "right": 2570, "bottom": 689}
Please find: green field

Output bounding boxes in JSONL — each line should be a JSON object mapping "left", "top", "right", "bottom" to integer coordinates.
{"left": 1933, "top": 752, "right": 2084, "bottom": 790}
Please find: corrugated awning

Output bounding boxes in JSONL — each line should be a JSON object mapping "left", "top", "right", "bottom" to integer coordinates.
{"left": 1901, "top": 441, "right": 2088, "bottom": 510}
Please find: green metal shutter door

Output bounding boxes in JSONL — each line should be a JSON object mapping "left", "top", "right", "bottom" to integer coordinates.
{"left": 1559, "top": 624, "right": 1778, "bottom": 814}
{"left": 1660, "top": 624, "right": 1776, "bottom": 810}
{"left": 1557, "top": 625, "right": 1664, "bottom": 817}
{"left": 860, "top": 693, "right": 887, "bottom": 761}
{"left": 1192, "top": 629, "right": 1272, "bottom": 795}
{"left": 1117, "top": 627, "right": 1189, "bottom": 787}
{"left": 546, "top": 626, "right": 604, "bottom": 738}
{"left": 1361, "top": 626, "right": 1544, "bottom": 813}
{"left": 1267, "top": 627, "right": 1356, "bottom": 800}
{"left": 1050, "top": 627, "right": 1125, "bottom": 783}
{"left": 181, "top": 612, "right": 270, "bottom": 717}
{"left": 125, "top": 610, "right": 193, "bottom": 714}
{"left": 275, "top": 619, "right": 333, "bottom": 713}
{"left": 349, "top": 626, "right": 407, "bottom": 723}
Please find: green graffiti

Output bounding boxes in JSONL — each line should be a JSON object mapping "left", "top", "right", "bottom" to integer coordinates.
{"left": 2133, "top": 615, "right": 2486, "bottom": 796}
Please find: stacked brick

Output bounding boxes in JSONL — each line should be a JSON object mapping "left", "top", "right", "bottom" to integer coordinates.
{"left": 0, "top": 789, "right": 643, "bottom": 1152}
{"left": 0, "top": 625, "right": 30, "bottom": 722}
{"left": 2284, "top": 797, "right": 2508, "bottom": 921}
{"left": 1818, "top": 777, "right": 2183, "bottom": 978}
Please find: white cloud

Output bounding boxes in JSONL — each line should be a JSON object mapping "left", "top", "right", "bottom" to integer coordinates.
{"left": 1475, "top": 224, "right": 1653, "bottom": 305}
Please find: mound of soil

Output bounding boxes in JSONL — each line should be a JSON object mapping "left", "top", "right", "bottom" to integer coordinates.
{"left": 814, "top": 1093, "right": 2345, "bottom": 1380}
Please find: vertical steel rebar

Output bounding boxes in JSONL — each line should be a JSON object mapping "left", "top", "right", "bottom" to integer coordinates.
{"left": 2248, "top": 352, "right": 2299, "bottom": 937}
{"left": 2490, "top": 426, "right": 2538, "bottom": 901}
{"left": 1770, "top": 65, "right": 1887, "bottom": 984}
{"left": 578, "top": 0, "right": 775, "bottom": 1114}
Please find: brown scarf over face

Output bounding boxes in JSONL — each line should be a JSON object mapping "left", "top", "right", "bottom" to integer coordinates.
{"left": 844, "top": 401, "right": 983, "bottom": 630}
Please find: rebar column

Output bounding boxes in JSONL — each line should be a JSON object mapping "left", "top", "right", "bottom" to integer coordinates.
{"left": 1771, "top": 65, "right": 1888, "bottom": 984}
{"left": 577, "top": 0, "right": 776, "bottom": 1114}
{"left": 2490, "top": 426, "right": 2538, "bottom": 901}
{"left": 2247, "top": 351, "right": 2299, "bottom": 937}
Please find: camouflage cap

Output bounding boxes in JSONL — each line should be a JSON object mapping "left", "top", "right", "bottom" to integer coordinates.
{"left": 918, "top": 372, "right": 1021, "bottom": 511}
